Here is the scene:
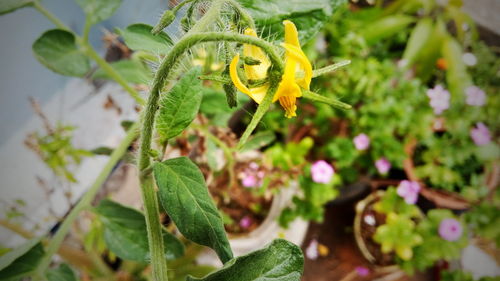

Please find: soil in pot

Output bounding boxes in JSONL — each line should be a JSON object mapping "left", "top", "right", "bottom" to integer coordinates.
{"left": 199, "top": 156, "right": 292, "bottom": 235}
{"left": 359, "top": 198, "right": 395, "bottom": 266}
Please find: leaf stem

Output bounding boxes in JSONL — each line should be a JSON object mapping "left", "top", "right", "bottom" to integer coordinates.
{"left": 83, "top": 44, "right": 145, "bottom": 105}
{"left": 237, "top": 79, "right": 279, "bottom": 148}
{"left": 33, "top": 0, "right": 69, "bottom": 31}
{"left": 34, "top": 121, "right": 140, "bottom": 278}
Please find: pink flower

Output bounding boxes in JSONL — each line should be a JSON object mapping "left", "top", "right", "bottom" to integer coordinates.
{"left": 353, "top": 133, "right": 370, "bottom": 151}
{"left": 239, "top": 216, "right": 252, "bottom": 229}
{"left": 439, "top": 218, "right": 463, "bottom": 241}
{"left": 465, "top": 86, "right": 486, "bottom": 106}
{"left": 355, "top": 266, "right": 370, "bottom": 277}
{"left": 311, "top": 160, "right": 335, "bottom": 184}
{"left": 305, "top": 239, "right": 319, "bottom": 260}
{"left": 241, "top": 162, "right": 264, "bottom": 188}
{"left": 470, "top": 122, "right": 491, "bottom": 146}
{"left": 242, "top": 175, "right": 259, "bottom": 188}
{"left": 397, "top": 180, "right": 421, "bottom": 204}
{"left": 375, "top": 158, "right": 391, "bottom": 174}
{"left": 427, "top": 85, "right": 450, "bottom": 115}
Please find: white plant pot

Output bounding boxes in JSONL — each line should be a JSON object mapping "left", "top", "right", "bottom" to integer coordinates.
{"left": 196, "top": 182, "right": 309, "bottom": 267}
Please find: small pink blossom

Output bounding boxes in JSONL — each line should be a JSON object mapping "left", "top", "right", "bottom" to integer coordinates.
{"left": 470, "top": 122, "right": 491, "bottom": 146}
{"left": 305, "top": 239, "right": 319, "bottom": 260}
{"left": 353, "top": 133, "right": 370, "bottom": 150}
{"left": 375, "top": 158, "right": 391, "bottom": 174}
{"left": 355, "top": 266, "right": 370, "bottom": 277}
{"left": 311, "top": 160, "right": 335, "bottom": 184}
{"left": 242, "top": 175, "right": 259, "bottom": 188}
{"left": 427, "top": 85, "right": 450, "bottom": 115}
{"left": 397, "top": 180, "right": 421, "bottom": 204}
{"left": 239, "top": 216, "right": 252, "bottom": 229}
{"left": 439, "top": 218, "right": 463, "bottom": 241}
{"left": 465, "top": 86, "right": 486, "bottom": 106}
{"left": 241, "top": 162, "right": 264, "bottom": 188}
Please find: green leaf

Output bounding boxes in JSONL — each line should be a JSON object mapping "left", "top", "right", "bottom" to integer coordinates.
{"left": 0, "top": 242, "right": 44, "bottom": 280}
{"left": 75, "top": 0, "right": 122, "bottom": 25}
{"left": 95, "top": 199, "right": 184, "bottom": 262}
{"left": 117, "top": 23, "right": 173, "bottom": 54}
{"left": 187, "top": 239, "right": 303, "bottom": 281}
{"left": 236, "top": 0, "right": 344, "bottom": 44}
{"left": 46, "top": 264, "right": 77, "bottom": 281}
{"left": 0, "top": 0, "right": 33, "bottom": 15}
{"left": 153, "top": 157, "right": 233, "bottom": 263}
{"left": 0, "top": 238, "right": 41, "bottom": 271}
{"left": 92, "top": 59, "right": 152, "bottom": 84}
{"left": 442, "top": 36, "right": 472, "bottom": 97}
{"left": 402, "top": 18, "right": 433, "bottom": 65}
{"left": 156, "top": 67, "right": 203, "bottom": 142}
{"left": 239, "top": 131, "right": 276, "bottom": 152}
{"left": 33, "top": 29, "right": 91, "bottom": 77}
{"left": 360, "top": 15, "right": 414, "bottom": 45}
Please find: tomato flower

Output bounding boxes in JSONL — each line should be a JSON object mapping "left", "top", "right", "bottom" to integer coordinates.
{"left": 229, "top": 20, "right": 312, "bottom": 118}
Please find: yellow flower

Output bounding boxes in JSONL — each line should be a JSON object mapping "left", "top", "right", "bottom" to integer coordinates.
{"left": 229, "top": 20, "right": 312, "bottom": 118}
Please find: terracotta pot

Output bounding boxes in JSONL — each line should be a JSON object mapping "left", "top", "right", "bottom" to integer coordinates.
{"left": 403, "top": 138, "right": 500, "bottom": 210}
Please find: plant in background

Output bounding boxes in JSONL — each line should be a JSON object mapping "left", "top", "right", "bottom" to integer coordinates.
{"left": 371, "top": 186, "right": 469, "bottom": 274}
{"left": 0, "top": 0, "right": 349, "bottom": 280}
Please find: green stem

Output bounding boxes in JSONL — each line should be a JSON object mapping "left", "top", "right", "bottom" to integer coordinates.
{"left": 83, "top": 44, "right": 145, "bottom": 105}
{"left": 312, "top": 60, "right": 351, "bottom": 77}
{"left": 82, "top": 18, "right": 92, "bottom": 43}
{"left": 237, "top": 80, "right": 279, "bottom": 149}
{"left": 34, "top": 121, "right": 140, "bottom": 278}
{"left": 139, "top": 175, "right": 168, "bottom": 281}
{"left": 302, "top": 90, "right": 352, "bottom": 110}
{"left": 33, "top": 0, "right": 69, "bottom": 30}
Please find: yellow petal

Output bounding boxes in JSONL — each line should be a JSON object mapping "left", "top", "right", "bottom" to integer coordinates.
{"left": 248, "top": 85, "right": 268, "bottom": 104}
{"left": 243, "top": 28, "right": 271, "bottom": 80}
{"left": 229, "top": 54, "right": 250, "bottom": 95}
{"left": 281, "top": 43, "right": 312, "bottom": 90}
{"left": 283, "top": 20, "right": 300, "bottom": 47}
{"left": 278, "top": 95, "right": 298, "bottom": 118}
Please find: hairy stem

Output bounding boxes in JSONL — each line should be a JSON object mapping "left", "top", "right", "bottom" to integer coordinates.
{"left": 34, "top": 122, "right": 140, "bottom": 278}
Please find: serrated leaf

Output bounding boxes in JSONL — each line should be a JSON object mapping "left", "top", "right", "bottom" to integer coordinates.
{"left": 46, "top": 264, "right": 77, "bottom": 281}
{"left": 118, "top": 23, "right": 173, "bottom": 54}
{"left": 92, "top": 59, "right": 152, "bottom": 84}
{"left": 95, "top": 199, "right": 184, "bottom": 262}
{"left": 156, "top": 67, "right": 203, "bottom": 142}
{"left": 75, "top": 0, "right": 122, "bottom": 25}
{"left": 0, "top": 0, "right": 33, "bottom": 15}
{"left": 187, "top": 239, "right": 303, "bottom": 281}
{"left": 33, "top": 29, "right": 91, "bottom": 77}
{"left": 239, "top": 131, "right": 276, "bottom": 152}
{"left": 236, "top": 0, "right": 343, "bottom": 44}
{"left": 0, "top": 242, "right": 44, "bottom": 280}
{"left": 153, "top": 157, "right": 233, "bottom": 263}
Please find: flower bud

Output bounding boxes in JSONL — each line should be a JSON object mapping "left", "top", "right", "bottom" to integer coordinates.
{"left": 152, "top": 10, "right": 175, "bottom": 35}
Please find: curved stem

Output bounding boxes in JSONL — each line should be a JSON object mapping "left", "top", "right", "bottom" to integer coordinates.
{"left": 137, "top": 29, "right": 282, "bottom": 281}
{"left": 34, "top": 121, "right": 140, "bottom": 278}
